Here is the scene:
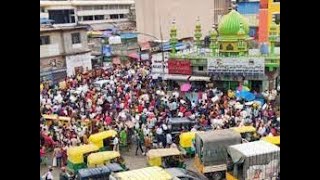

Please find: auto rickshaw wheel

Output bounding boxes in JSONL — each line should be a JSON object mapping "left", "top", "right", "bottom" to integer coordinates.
{"left": 211, "top": 171, "right": 223, "bottom": 180}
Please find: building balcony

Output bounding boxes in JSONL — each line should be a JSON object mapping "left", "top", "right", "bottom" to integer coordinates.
{"left": 76, "top": 9, "right": 129, "bottom": 16}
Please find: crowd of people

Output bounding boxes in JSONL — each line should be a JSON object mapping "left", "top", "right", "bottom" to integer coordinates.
{"left": 40, "top": 60, "right": 280, "bottom": 179}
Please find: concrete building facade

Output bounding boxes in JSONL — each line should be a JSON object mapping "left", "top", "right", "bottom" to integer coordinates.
{"left": 135, "top": 0, "right": 231, "bottom": 42}
{"left": 40, "top": 25, "right": 92, "bottom": 83}
{"left": 40, "top": 0, "right": 135, "bottom": 31}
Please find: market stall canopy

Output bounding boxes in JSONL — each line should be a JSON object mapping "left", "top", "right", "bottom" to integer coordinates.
{"left": 163, "top": 74, "right": 190, "bottom": 81}
{"left": 236, "top": 91, "right": 255, "bottom": 101}
{"left": 128, "top": 52, "right": 140, "bottom": 60}
{"left": 180, "top": 83, "right": 191, "bottom": 92}
{"left": 188, "top": 76, "right": 211, "bottom": 82}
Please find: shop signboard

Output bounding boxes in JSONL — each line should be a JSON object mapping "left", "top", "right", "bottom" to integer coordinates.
{"left": 168, "top": 59, "right": 192, "bottom": 75}
{"left": 151, "top": 52, "right": 169, "bottom": 73}
{"left": 207, "top": 57, "right": 265, "bottom": 80}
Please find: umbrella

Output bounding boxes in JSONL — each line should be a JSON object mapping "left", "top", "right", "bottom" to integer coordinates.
{"left": 237, "top": 85, "right": 250, "bottom": 92}
{"left": 180, "top": 83, "right": 191, "bottom": 92}
{"left": 236, "top": 91, "right": 255, "bottom": 101}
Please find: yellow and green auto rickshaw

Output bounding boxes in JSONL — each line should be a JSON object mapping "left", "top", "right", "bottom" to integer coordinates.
{"left": 109, "top": 166, "right": 173, "bottom": 180}
{"left": 261, "top": 136, "right": 280, "bottom": 147}
{"left": 87, "top": 151, "right": 127, "bottom": 170}
{"left": 42, "top": 114, "right": 58, "bottom": 126}
{"left": 88, "top": 130, "right": 117, "bottom": 151}
{"left": 179, "top": 132, "right": 196, "bottom": 156}
{"left": 67, "top": 144, "right": 99, "bottom": 173}
{"left": 147, "top": 148, "right": 186, "bottom": 169}
{"left": 231, "top": 126, "right": 258, "bottom": 142}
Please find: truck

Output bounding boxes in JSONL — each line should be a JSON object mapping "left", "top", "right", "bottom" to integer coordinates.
{"left": 226, "top": 140, "right": 280, "bottom": 180}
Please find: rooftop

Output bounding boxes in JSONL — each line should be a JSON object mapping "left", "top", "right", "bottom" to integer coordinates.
{"left": 40, "top": 25, "right": 88, "bottom": 32}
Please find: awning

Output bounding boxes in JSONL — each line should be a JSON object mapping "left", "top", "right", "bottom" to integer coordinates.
{"left": 150, "top": 73, "right": 161, "bottom": 79}
{"left": 188, "top": 76, "right": 211, "bottom": 82}
{"left": 163, "top": 74, "right": 190, "bottom": 81}
{"left": 128, "top": 52, "right": 140, "bottom": 60}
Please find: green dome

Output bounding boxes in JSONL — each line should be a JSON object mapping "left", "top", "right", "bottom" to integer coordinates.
{"left": 218, "top": 10, "right": 249, "bottom": 36}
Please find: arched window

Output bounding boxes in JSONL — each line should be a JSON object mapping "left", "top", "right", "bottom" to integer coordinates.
{"left": 226, "top": 44, "right": 234, "bottom": 50}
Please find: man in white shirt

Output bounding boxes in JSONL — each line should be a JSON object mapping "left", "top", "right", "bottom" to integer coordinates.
{"left": 42, "top": 167, "right": 54, "bottom": 180}
{"left": 113, "top": 135, "right": 119, "bottom": 151}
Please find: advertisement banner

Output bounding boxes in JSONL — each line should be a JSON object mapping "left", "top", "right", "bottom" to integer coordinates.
{"left": 151, "top": 52, "right": 169, "bottom": 74}
{"left": 168, "top": 59, "right": 192, "bottom": 75}
{"left": 103, "top": 45, "right": 112, "bottom": 57}
{"left": 207, "top": 57, "right": 265, "bottom": 80}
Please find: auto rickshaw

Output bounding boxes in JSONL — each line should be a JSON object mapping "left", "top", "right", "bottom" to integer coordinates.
{"left": 76, "top": 163, "right": 125, "bottom": 180}
{"left": 261, "top": 136, "right": 280, "bottom": 147}
{"left": 87, "top": 151, "right": 127, "bottom": 170}
{"left": 146, "top": 148, "right": 186, "bottom": 168}
{"left": 194, "top": 129, "right": 242, "bottom": 180}
{"left": 109, "top": 166, "right": 173, "bottom": 180}
{"left": 179, "top": 132, "right": 196, "bottom": 156}
{"left": 42, "top": 114, "right": 58, "bottom": 126}
{"left": 231, "top": 126, "right": 258, "bottom": 142}
{"left": 67, "top": 144, "right": 99, "bottom": 173}
{"left": 168, "top": 117, "right": 196, "bottom": 135}
{"left": 88, "top": 130, "right": 117, "bottom": 151}
{"left": 76, "top": 166, "right": 111, "bottom": 180}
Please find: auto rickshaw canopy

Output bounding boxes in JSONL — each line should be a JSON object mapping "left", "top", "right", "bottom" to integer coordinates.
{"left": 231, "top": 126, "right": 256, "bottom": 133}
{"left": 88, "top": 130, "right": 117, "bottom": 148}
{"left": 113, "top": 166, "right": 173, "bottom": 180}
{"left": 179, "top": 132, "right": 196, "bottom": 148}
{"left": 147, "top": 148, "right": 182, "bottom": 167}
{"left": 77, "top": 166, "right": 111, "bottom": 179}
{"left": 87, "top": 151, "right": 121, "bottom": 166}
{"left": 147, "top": 148, "right": 181, "bottom": 158}
{"left": 261, "top": 136, "right": 280, "bottom": 145}
{"left": 67, "top": 144, "right": 99, "bottom": 164}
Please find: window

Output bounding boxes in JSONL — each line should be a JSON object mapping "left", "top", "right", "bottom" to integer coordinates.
{"left": 48, "top": 9, "right": 75, "bottom": 24}
{"left": 94, "top": 15, "right": 104, "bottom": 20}
{"left": 119, "top": 14, "right": 125, "bottom": 19}
{"left": 81, "top": 6, "right": 93, "bottom": 10}
{"left": 94, "top": 6, "right": 103, "bottom": 10}
{"left": 40, "top": 36, "right": 50, "bottom": 45}
{"left": 226, "top": 44, "right": 234, "bottom": 50}
{"left": 110, "top": 5, "right": 117, "bottom": 9}
{"left": 273, "top": 14, "right": 280, "bottom": 25}
{"left": 71, "top": 33, "right": 81, "bottom": 44}
{"left": 83, "top": 16, "right": 94, "bottom": 21}
{"left": 110, "top": 14, "right": 119, "bottom": 19}
{"left": 40, "top": 7, "right": 45, "bottom": 13}
{"left": 198, "top": 66, "right": 204, "bottom": 71}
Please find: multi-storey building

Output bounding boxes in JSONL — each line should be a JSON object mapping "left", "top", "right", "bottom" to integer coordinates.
{"left": 135, "top": 0, "right": 231, "bottom": 42}
{"left": 40, "top": 0, "right": 135, "bottom": 30}
{"left": 40, "top": 25, "right": 92, "bottom": 83}
{"left": 258, "top": 0, "right": 280, "bottom": 42}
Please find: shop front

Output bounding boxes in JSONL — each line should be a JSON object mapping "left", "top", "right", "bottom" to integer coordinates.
{"left": 207, "top": 57, "right": 265, "bottom": 92}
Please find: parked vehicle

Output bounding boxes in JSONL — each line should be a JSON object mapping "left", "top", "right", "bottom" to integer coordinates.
{"left": 226, "top": 141, "right": 280, "bottom": 180}
{"left": 194, "top": 129, "right": 242, "bottom": 180}
{"left": 147, "top": 148, "right": 186, "bottom": 169}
